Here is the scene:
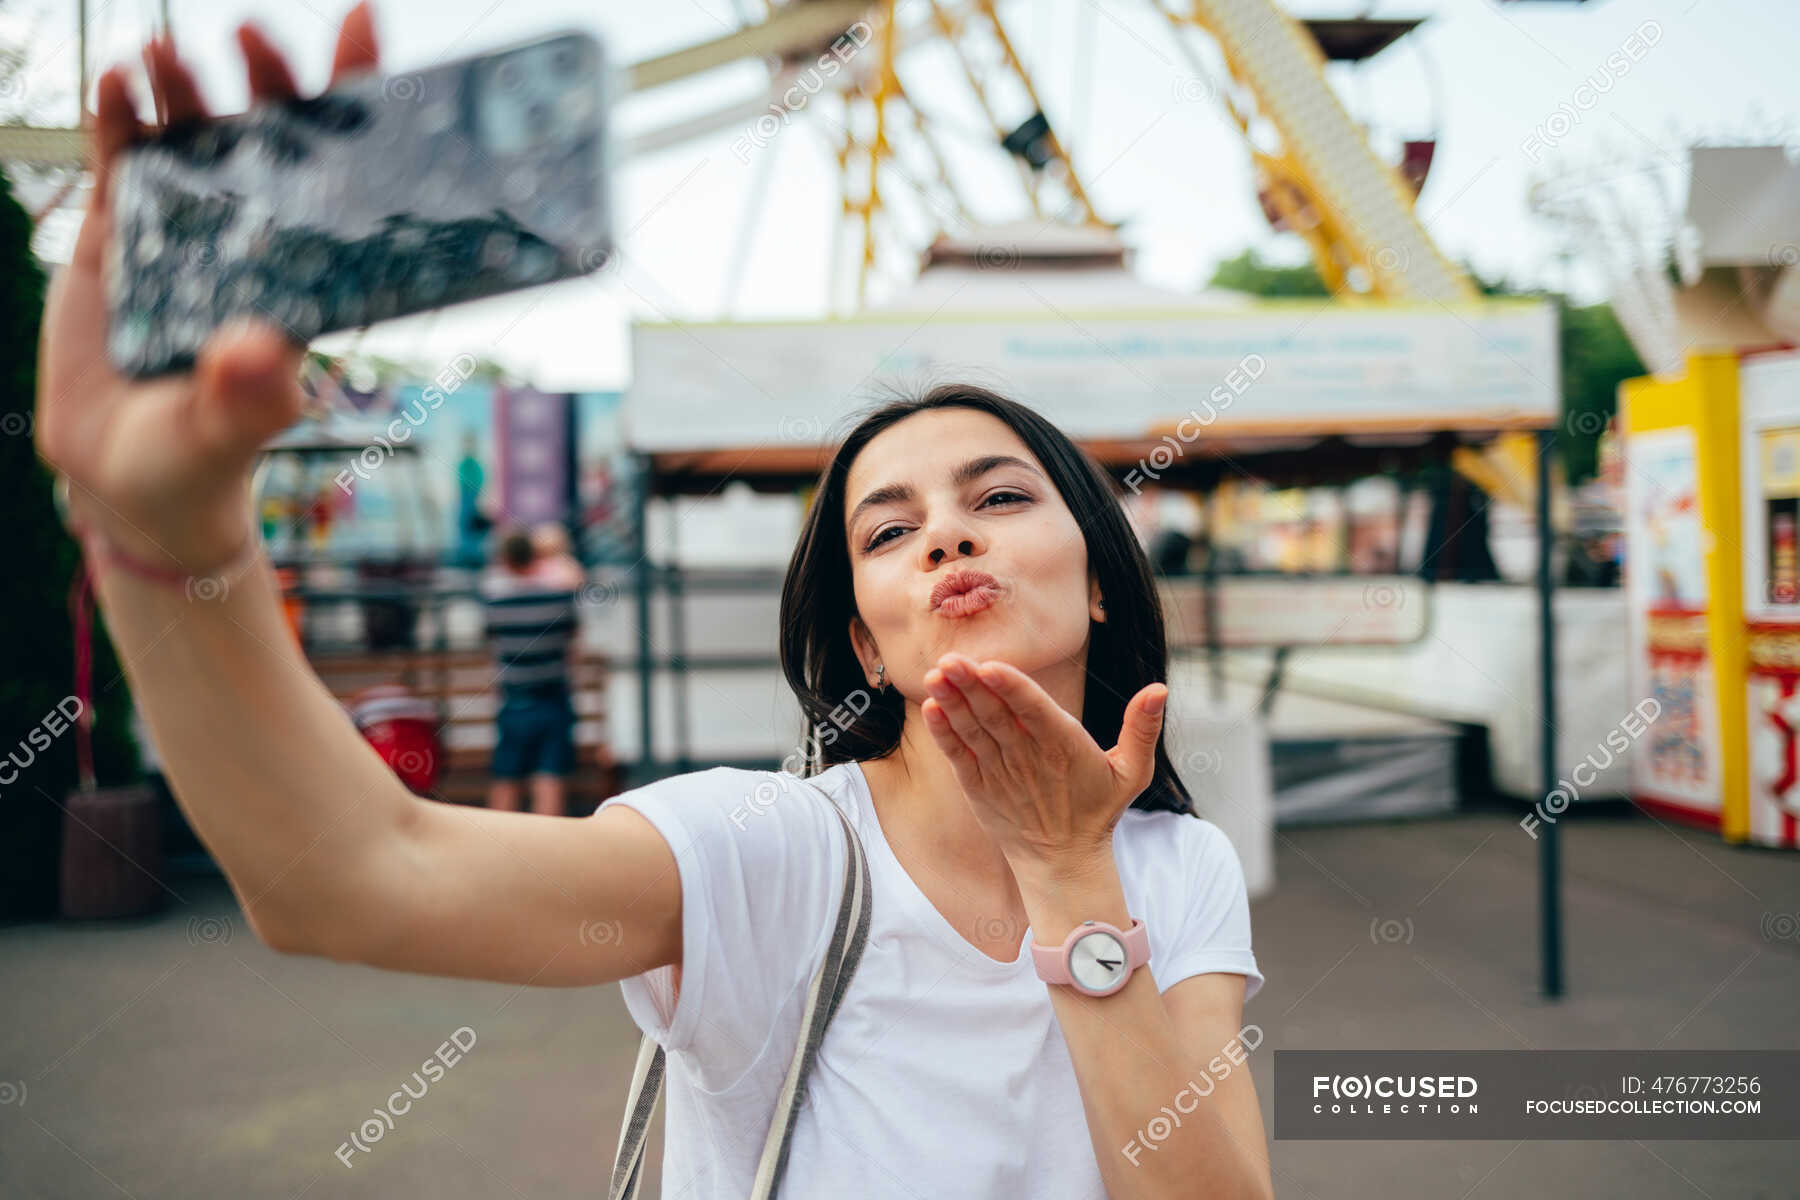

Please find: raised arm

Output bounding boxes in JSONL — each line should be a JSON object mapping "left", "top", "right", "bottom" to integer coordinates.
{"left": 35, "top": 4, "right": 680, "bottom": 989}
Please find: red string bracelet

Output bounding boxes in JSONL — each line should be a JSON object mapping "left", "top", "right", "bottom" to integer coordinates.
{"left": 75, "top": 522, "right": 264, "bottom": 598}
{"left": 52, "top": 474, "right": 264, "bottom": 596}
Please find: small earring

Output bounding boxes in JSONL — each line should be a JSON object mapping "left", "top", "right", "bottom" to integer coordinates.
{"left": 875, "top": 664, "right": 888, "bottom": 692}
{"left": 1098, "top": 599, "right": 1106, "bottom": 611}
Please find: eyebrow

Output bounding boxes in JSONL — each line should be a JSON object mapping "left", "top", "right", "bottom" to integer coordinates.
{"left": 846, "top": 453, "right": 1042, "bottom": 535}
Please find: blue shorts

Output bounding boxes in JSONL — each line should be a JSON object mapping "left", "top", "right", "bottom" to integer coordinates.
{"left": 491, "top": 685, "right": 576, "bottom": 779}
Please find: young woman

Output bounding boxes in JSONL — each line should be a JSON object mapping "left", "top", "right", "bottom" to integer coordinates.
{"left": 34, "top": 6, "right": 1271, "bottom": 1197}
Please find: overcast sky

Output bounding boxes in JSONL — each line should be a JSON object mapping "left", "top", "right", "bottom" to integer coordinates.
{"left": 9, "top": 0, "right": 1796, "bottom": 386}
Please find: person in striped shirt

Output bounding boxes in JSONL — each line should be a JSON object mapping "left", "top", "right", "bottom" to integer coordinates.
{"left": 481, "top": 527, "right": 580, "bottom": 816}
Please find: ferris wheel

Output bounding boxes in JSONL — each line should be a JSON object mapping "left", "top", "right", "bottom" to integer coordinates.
{"left": 618, "top": 0, "right": 1475, "bottom": 311}
{"left": 3, "top": 0, "right": 1478, "bottom": 311}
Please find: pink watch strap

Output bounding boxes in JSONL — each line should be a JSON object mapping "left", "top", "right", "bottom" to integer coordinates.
{"left": 1031, "top": 917, "right": 1150, "bottom": 990}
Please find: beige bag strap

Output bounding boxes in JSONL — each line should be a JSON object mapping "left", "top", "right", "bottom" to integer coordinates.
{"left": 608, "top": 798, "right": 871, "bottom": 1200}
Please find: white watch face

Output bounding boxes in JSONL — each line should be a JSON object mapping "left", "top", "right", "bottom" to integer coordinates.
{"left": 1068, "top": 929, "right": 1130, "bottom": 992}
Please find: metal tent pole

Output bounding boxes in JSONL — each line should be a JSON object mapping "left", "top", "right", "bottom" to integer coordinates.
{"left": 631, "top": 454, "right": 654, "bottom": 785}
{"left": 1204, "top": 487, "right": 1224, "bottom": 708}
{"left": 668, "top": 507, "right": 692, "bottom": 774}
{"left": 1537, "top": 427, "right": 1564, "bottom": 997}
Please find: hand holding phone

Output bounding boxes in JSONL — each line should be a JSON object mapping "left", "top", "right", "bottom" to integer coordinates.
{"left": 106, "top": 27, "right": 614, "bottom": 378}
{"left": 35, "top": 6, "right": 387, "bottom": 576}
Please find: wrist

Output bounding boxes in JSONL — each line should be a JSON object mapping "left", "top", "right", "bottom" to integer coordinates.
{"left": 1014, "top": 850, "right": 1129, "bottom": 946}
{"left": 62, "top": 477, "right": 257, "bottom": 579}
{"left": 82, "top": 522, "right": 263, "bottom": 598}
{"left": 1006, "top": 836, "right": 1117, "bottom": 896}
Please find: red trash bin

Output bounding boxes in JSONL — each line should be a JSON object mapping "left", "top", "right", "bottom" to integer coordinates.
{"left": 347, "top": 685, "right": 443, "bottom": 796}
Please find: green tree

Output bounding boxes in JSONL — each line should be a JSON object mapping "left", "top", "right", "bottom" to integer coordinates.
{"left": 1555, "top": 299, "right": 1641, "bottom": 483}
{"left": 1206, "top": 248, "right": 1329, "bottom": 297}
{"left": 0, "top": 170, "right": 139, "bottom": 918}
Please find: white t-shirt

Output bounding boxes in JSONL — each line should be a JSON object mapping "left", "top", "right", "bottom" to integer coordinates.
{"left": 596, "top": 759, "right": 1263, "bottom": 1199}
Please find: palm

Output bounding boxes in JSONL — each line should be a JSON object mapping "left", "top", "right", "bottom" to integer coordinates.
{"left": 920, "top": 655, "right": 1169, "bottom": 864}
{"left": 39, "top": 240, "right": 208, "bottom": 529}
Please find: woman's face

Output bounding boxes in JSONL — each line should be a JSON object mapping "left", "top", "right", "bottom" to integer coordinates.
{"left": 842, "top": 408, "right": 1104, "bottom": 708}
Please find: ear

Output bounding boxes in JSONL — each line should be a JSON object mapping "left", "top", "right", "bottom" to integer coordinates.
{"left": 1088, "top": 568, "right": 1106, "bottom": 624}
{"left": 848, "top": 614, "right": 880, "bottom": 687}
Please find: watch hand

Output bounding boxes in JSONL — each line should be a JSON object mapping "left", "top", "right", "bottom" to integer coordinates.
{"left": 1096, "top": 957, "right": 1122, "bottom": 970}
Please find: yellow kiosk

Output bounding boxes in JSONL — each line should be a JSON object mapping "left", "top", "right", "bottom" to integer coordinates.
{"left": 1620, "top": 348, "right": 1800, "bottom": 849}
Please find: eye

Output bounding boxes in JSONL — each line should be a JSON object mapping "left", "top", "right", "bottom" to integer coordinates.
{"left": 864, "top": 524, "right": 906, "bottom": 552}
{"left": 981, "top": 489, "right": 1031, "bottom": 508}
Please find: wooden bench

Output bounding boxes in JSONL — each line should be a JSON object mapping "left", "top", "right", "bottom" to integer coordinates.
{"left": 308, "top": 645, "right": 623, "bottom": 815}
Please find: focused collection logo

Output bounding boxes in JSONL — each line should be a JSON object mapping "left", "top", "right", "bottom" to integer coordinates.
{"left": 1311, "top": 1074, "right": 1480, "bottom": 1115}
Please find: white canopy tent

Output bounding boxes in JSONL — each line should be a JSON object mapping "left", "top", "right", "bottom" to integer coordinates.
{"left": 623, "top": 222, "right": 1559, "bottom": 464}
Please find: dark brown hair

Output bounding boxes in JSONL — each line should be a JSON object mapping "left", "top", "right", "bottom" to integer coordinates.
{"left": 778, "top": 383, "right": 1193, "bottom": 815}
{"left": 497, "top": 526, "right": 535, "bottom": 571}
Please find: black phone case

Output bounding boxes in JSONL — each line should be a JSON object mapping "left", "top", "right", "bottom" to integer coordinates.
{"left": 105, "top": 29, "right": 614, "bottom": 378}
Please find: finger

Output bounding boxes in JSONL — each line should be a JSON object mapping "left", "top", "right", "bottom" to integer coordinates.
{"left": 972, "top": 659, "right": 1076, "bottom": 745}
{"left": 937, "top": 654, "right": 1028, "bottom": 754}
{"left": 1108, "top": 684, "right": 1168, "bottom": 796}
{"left": 70, "top": 66, "right": 145, "bottom": 273}
{"left": 237, "top": 24, "right": 301, "bottom": 101}
{"left": 146, "top": 34, "right": 210, "bottom": 127}
{"left": 330, "top": 1, "right": 381, "bottom": 85}
{"left": 921, "top": 699, "right": 985, "bottom": 790}
{"left": 140, "top": 42, "right": 165, "bottom": 126}
{"left": 923, "top": 665, "right": 1005, "bottom": 762}
{"left": 93, "top": 65, "right": 144, "bottom": 182}
{"left": 191, "top": 319, "right": 307, "bottom": 463}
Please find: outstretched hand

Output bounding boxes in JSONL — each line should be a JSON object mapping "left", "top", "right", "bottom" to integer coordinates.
{"left": 34, "top": 4, "right": 381, "bottom": 572}
{"left": 920, "top": 652, "right": 1168, "bottom": 881}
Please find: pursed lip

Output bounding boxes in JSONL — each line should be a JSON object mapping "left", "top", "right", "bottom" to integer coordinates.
{"left": 929, "top": 569, "right": 1000, "bottom": 612}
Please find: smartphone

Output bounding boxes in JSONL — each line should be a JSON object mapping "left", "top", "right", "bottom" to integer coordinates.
{"left": 105, "top": 29, "right": 615, "bottom": 378}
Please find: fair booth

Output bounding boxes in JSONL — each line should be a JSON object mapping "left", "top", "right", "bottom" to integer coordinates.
{"left": 619, "top": 269, "right": 1561, "bottom": 901}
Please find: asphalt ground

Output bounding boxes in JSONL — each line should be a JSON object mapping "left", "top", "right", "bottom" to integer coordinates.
{"left": 2, "top": 802, "right": 1797, "bottom": 1199}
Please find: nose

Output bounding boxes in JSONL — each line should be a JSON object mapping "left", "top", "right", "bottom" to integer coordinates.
{"left": 920, "top": 499, "right": 984, "bottom": 568}
{"left": 928, "top": 521, "right": 986, "bottom": 564}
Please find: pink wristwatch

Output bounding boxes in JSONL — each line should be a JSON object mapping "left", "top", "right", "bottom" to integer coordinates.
{"left": 1031, "top": 917, "right": 1150, "bottom": 997}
